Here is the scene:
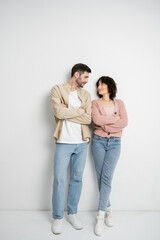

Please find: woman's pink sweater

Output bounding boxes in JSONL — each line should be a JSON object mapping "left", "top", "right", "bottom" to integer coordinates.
{"left": 92, "top": 98, "right": 128, "bottom": 138}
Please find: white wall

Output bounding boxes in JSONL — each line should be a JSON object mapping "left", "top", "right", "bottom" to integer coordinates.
{"left": 0, "top": 0, "right": 160, "bottom": 211}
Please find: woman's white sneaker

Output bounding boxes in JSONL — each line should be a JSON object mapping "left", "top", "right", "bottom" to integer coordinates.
{"left": 94, "top": 215, "right": 104, "bottom": 236}
{"left": 51, "top": 218, "right": 63, "bottom": 234}
{"left": 105, "top": 210, "right": 114, "bottom": 227}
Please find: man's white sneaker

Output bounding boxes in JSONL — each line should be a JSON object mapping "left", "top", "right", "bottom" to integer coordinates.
{"left": 105, "top": 209, "right": 114, "bottom": 227}
{"left": 94, "top": 215, "right": 104, "bottom": 236}
{"left": 51, "top": 218, "right": 63, "bottom": 234}
{"left": 68, "top": 214, "right": 83, "bottom": 230}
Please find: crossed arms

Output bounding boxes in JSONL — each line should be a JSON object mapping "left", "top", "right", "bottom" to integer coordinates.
{"left": 51, "top": 87, "right": 91, "bottom": 125}
{"left": 92, "top": 100, "right": 128, "bottom": 133}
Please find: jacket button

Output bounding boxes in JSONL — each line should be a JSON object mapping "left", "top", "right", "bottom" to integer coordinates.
{"left": 108, "top": 132, "right": 110, "bottom": 135}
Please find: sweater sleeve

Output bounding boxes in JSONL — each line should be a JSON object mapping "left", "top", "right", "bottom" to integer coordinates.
{"left": 103, "top": 100, "right": 128, "bottom": 133}
{"left": 92, "top": 100, "right": 120, "bottom": 126}
{"left": 51, "top": 86, "right": 84, "bottom": 119}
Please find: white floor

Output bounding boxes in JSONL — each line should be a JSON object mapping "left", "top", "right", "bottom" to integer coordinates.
{"left": 0, "top": 211, "right": 160, "bottom": 240}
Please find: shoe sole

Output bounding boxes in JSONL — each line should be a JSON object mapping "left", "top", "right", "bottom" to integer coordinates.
{"left": 68, "top": 221, "right": 83, "bottom": 230}
{"left": 51, "top": 228, "right": 62, "bottom": 234}
{"left": 75, "top": 227, "right": 83, "bottom": 230}
{"left": 105, "top": 222, "right": 114, "bottom": 227}
{"left": 69, "top": 223, "right": 83, "bottom": 230}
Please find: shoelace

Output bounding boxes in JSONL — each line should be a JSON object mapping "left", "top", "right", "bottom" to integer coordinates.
{"left": 96, "top": 215, "right": 104, "bottom": 220}
{"left": 106, "top": 210, "right": 112, "bottom": 217}
{"left": 54, "top": 219, "right": 62, "bottom": 226}
{"left": 96, "top": 215, "right": 104, "bottom": 225}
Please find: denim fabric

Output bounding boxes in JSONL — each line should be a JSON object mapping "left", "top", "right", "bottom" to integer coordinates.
{"left": 91, "top": 134, "right": 121, "bottom": 211}
{"left": 52, "top": 142, "right": 87, "bottom": 219}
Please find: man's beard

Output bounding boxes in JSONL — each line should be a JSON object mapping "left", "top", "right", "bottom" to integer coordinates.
{"left": 76, "top": 77, "right": 84, "bottom": 88}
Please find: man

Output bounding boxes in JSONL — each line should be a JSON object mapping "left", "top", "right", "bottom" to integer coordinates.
{"left": 51, "top": 63, "right": 91, "bottom": 234}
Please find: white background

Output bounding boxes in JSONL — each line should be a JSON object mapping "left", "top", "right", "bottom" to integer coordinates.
{"left": 0, "top": 0, "right": 160, "bottom": 211}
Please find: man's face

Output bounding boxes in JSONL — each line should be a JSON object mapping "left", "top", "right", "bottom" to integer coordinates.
{"left": 75, "top": 71, "right": 89, "bottom": 88}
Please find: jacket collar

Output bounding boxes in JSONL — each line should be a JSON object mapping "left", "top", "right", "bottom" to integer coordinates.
{"left": 60, "top": 82, "right": 83, "bottom": 104}
{"left": 65, "top": 82, "right": 83, "bottom": 96}
{"left": 64, "top": 82, "right": 81, "bottom": 92}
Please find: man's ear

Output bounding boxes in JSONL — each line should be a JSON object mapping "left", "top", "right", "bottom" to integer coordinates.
{"left": 74, "top": 72, "right": 80, "bottom": 79}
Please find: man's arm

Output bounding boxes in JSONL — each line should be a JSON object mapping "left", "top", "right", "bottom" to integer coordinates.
{"left": 51, "top": 86, "right": 85, "bottom": 119}
{"left": 67, "top": 92, "right": 92, "bottom": 124}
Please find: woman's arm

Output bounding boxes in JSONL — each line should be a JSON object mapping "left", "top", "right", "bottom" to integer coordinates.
{"left": 102, "top": 100, "right": 128, "bottom": 132}
{"left": 92, "top": 100, "right": 120, "bottom": 126}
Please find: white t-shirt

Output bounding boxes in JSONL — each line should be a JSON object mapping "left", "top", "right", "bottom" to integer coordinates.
{"left": 57, "top": 90, "right": 87, "bottom": 144}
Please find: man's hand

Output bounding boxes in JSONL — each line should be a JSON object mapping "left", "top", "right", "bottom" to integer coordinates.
{"left": 83, "top": 108, "right": 87, "bottom": 113}
{"left": 61, "top": 103, "right": 67, "bottom": 108}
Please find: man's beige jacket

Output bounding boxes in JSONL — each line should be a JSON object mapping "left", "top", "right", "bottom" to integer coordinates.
{"left": 51, "top": 82, "right": 91, "bottom": 142}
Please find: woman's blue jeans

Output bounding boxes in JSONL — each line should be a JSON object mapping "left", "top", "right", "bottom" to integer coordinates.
{"left": 52, "top": 142, "right": 87, "bottom": 219}
{"left": 91, "top": 134, "right": 121, "bottom": 211}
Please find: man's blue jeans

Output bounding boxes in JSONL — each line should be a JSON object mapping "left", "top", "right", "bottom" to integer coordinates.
{"left": 52, "top": 142, "right": 88, "bottom": 219}
{"left": 91, "top": 134, "right": 121, "bottom": 211}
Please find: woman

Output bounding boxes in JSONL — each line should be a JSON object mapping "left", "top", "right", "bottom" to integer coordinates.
{"left": 91, "top": 76, "right": 128, "bottom": 236}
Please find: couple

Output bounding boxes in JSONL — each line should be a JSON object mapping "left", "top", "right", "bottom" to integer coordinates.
{"left": 51, "top": 63, "right": 128, "bottom": 236}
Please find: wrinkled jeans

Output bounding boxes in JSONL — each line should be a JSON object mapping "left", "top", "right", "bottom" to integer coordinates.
{"left": 91, "top": 134, "right": 121, "bottom": 211}
{"left": 52, "top": 142, "right": 87, "bottom": 219}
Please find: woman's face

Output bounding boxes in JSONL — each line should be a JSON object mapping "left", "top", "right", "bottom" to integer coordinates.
{"left": 97, "top": 81, "right": 109, "bottom": 96}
